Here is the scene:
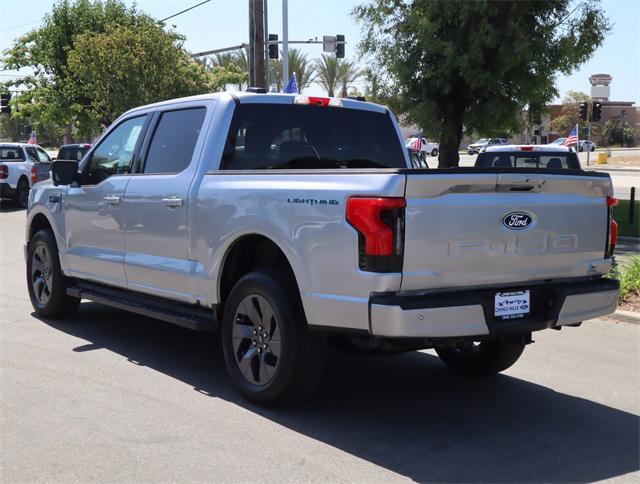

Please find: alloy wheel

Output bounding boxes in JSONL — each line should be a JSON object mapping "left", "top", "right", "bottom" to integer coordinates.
{"left": 31, "top": 244, "right": 53, "bottom": 306}
{"left": 232, "top": 294, "right": 281, "bottom": 386}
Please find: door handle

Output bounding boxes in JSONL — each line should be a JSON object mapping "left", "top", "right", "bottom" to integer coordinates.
{"left": 161, "top": 197, "right": 184, "bottom": 207}
{"left": 103, "top": 196, "right": 121, "bottom": 204}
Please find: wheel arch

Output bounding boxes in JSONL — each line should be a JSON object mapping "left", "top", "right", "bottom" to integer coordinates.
{"left": 217, "top": 233, "right": 303, "bottom": 315}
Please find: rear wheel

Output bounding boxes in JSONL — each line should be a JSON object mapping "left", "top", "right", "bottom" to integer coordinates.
{"left": 431, "top": 148, "right": 438, "bottom": 157}
{"left": 435, "top": 337, "right": 526, "bottom": 375}
{"left": 14, "top": 178, "right": 29, "bottom": 208}
{"left": 222, "top": 271, "right": 326, "bottom": 404}
{"left": 26, "top": 229, "right": 79, "bottom": 318}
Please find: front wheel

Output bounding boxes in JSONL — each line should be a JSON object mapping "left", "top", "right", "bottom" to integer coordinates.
{"left": 26, "top": 229, "right": 80, "bottom": 318}
{"left": 431, "top": 148, "right": 438, "bottom": 157}
{"left": 222, "top": 271, "right": 326, "bottom": 405}
{"left": 435, "top": 337, "right": 526, "bottom": 375}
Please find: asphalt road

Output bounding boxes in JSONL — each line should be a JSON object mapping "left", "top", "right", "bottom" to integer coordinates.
{"left": 1, "top": 208, "right": 639, "bottom": 482}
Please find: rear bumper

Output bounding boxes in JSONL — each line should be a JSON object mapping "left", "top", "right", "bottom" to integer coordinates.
{"left": 370, "top": 278, "right": 619, "bottom": 338}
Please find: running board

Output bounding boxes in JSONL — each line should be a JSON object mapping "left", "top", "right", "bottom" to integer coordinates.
{"left": 67, "top": 282, "right": 217, "bottom": 332}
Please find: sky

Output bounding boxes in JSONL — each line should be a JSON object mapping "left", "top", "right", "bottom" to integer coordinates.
{"left": 1, "top": 0, "right": 639, "bottom": 102}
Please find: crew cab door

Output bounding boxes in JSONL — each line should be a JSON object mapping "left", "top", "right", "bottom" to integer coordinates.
{"left": 63, "top": 115, "right": 149, "bottom": 287}
{"left": 123, "top": 104, "right": 209, "bottom": 303}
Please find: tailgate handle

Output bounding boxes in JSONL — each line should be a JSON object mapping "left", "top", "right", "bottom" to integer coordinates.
{"left": 496, "top": 174, "right": 546, "bottom": 192}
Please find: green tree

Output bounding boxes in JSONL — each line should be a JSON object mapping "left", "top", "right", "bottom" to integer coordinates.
{"left": 355, "top": 0, "right": 610, "bottom": 167}
{"left": 2, "top": 0, "right": 154, "bottom": 139}
{"left": 315, "top": 54, "right": 341, "bottom": 96}
{"left": 270, "top": 49, "right": 315, "bottom": 92}
{"left": 550, "top": 91, "right": 591, "bottom": 135}
{"left": 602, "top": 119, "right": 636, "bottom": 147}
{"left": 337, "top": 60, "right": 364, "bottom": 97}
{"left": 64, "top": 22, "right": 215, "bottom": 130}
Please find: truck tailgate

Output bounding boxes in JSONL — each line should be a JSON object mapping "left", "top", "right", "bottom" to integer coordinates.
{"left": 401, "top": 170, "right": 613, "bottom": 291}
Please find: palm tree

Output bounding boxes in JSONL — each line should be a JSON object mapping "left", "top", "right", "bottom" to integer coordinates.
{"left": 270, "top": 48, "right": 315, "bottom": 93}
{"left": 337, "top": 60, "right": 364, "bottom": 97}
{"left": 314, "top": 54, "right": 341, "bottom": 97}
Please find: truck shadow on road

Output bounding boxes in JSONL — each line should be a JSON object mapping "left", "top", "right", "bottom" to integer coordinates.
{"left": 41, "top": 302, "right": 639, "bottom": 482}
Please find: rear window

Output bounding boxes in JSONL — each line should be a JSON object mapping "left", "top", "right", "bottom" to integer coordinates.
{"left": 0, "top": 147, "right": 25, "bottom": 161}
{"left": 475, "top": 151, "right": 581, "bottom": 170}
{"left": 58, "top": 146, "right": 89, "bottom": 161}
{"left": 221, "top": 104, "right": 406, "bottom": 170}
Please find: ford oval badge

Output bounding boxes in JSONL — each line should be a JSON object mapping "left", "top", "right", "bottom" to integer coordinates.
{"left": 502, "top": 212, "right": 533, "bottom": 230}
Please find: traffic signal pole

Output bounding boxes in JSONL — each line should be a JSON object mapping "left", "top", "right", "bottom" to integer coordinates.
{"left": 282, "top": 0, "right": 289, "bottom": 85}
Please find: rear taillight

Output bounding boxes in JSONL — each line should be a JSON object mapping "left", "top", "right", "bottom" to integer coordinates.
{"left": 31, "top": 165, "right": 37, "bottom": 184}
{"left": 0, "top": 165, "right": 7, "bottom": 179}
{"left": 346, "top": 197, "right": 405, "bottom": 272}
{"left": 294, "top": 95, "right": 343, "bottom": 107}
{"left": 606, "top": 196, "right": 618, "bottom": 257}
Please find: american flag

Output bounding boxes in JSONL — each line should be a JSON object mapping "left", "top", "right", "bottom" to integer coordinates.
{"left": 28, "top": 131, "right": 37, "bottom": 145}
{"left": 563, "top": 126, "right": 578, "bottom": 147}
{"left": 283, "top": 72, "right": 298, "bottom": 94}
{"left": 410, "top": 134, "right": 423, "bottom": 151}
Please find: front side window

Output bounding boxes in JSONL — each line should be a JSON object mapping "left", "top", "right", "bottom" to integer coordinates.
{"left": 143, "top": 108, "right": 206, "bottom": 174}
{"left": 83, "top": 115, "right": 147, "bottom": 185}
{"left": 221, "top": 104, "right": 406, "bottom": 170}
{"left": 36, "top": 148, "right": 50, "bottom": 162}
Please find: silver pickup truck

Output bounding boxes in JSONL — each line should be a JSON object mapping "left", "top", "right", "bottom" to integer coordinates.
{"left": 25, "top": 92, "right": 619, "bottom": 404}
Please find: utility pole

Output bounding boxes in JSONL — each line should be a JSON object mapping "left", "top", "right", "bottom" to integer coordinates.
{"left": 248, "top": 0, "right": 266, "bottom": 88}
{"left": 282, "top": 0, "right": 289, "bottom": 85}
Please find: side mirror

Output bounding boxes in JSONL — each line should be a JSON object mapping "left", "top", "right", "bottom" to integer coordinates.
{"left": 51, "top": 160, "right": 79, "bottom": 186}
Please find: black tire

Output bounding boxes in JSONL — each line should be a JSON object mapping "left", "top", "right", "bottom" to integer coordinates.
{"left": 14, "top": 177, "right": 29, "bottom": 209}
{"left": 431, "top": 148, "right": 438, "bottom": 157}
{"left": 222, "top": 271, "right": 326, "bottom": 405}
{"left": 591, "top": 146, "right": 595, "bottom": 152}
{"left": 435, "top": 337, "right": 526, "bottom": 375}
{"left": 26, "top": 229, "right": 80, "bottom": 318}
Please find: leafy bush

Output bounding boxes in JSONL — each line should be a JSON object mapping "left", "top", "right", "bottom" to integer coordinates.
{"left": 612, "top": 256, "right": 640, "bottom": 302}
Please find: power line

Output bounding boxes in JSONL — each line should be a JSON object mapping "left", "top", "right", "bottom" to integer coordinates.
{"left": 0, "top": 20, "right": 41, "bottom": 33}
{"left": 159, "top": 0, "right": 212, "bottom": 23}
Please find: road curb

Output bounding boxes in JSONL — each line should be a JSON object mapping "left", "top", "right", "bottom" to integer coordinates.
{"left": 610, "top": 309, "right": 640, "bottom": 324}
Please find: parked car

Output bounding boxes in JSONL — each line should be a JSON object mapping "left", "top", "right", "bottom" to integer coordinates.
{"left": 405, "top": 136, "right": 439, "bottom": 157}
{"left": 475, "top": 145, "right": 582, "bottom": 170}
{"left": 467, "top": 138, "right": 506, "bottom": 155}
{"left": 27, "top": 92, "right": 619, "bottom": 404}
{"left": 56, "top": 143, "right": 92, "bottom": 161}
{"left": 579, "top": 140, "right": 596, "bottom": 152}
{"left": 0, "top": 143, "right": 51, "bottom": 207}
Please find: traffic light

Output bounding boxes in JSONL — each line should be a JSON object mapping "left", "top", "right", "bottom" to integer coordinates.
{"left": 578, "top": 102, "right": 588, "bottom": 121}
{"left": 592, "top": 102, "right": 602, "bottom": 122}
{"left": 0, "top": 92, "right": 11, "bottom": 115}
{"left": 268, "top": 34, "right": 278, "bottom": 59}
{"left": 335, "top": 34, "right": 345, "bottom": 58}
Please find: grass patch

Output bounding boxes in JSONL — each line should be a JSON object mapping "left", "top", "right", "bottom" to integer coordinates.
{"left": 613, "top": 199, "right": 640, "bottom": 238}
{"left": 612, "top": 256, "right": 640, "bottom": 302}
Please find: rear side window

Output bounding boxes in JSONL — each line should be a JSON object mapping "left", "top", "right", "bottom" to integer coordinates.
{"left": 221, "top": 104, "right": 406, "bottom": 170}
{"left": 475, "top": 152, "right": 580, "bottom": 169}
{"left": 1, "top": 147, "right": 25, "bottom": 161}
{"left": 143, "top": 108, "right": 206, "bottom": 174}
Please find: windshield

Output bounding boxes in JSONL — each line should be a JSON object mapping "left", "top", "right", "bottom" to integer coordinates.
{"left": 221, "top": 104, "right": 407, "bottom": 170}
{"left": 0, "top": 147, "right": 25, "bottom": 161}
{"left": 475, "top": 151, "right": 581, "bottom": 169}
{"left": 550, "top": 138, "right": 565, "bottom": 145}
